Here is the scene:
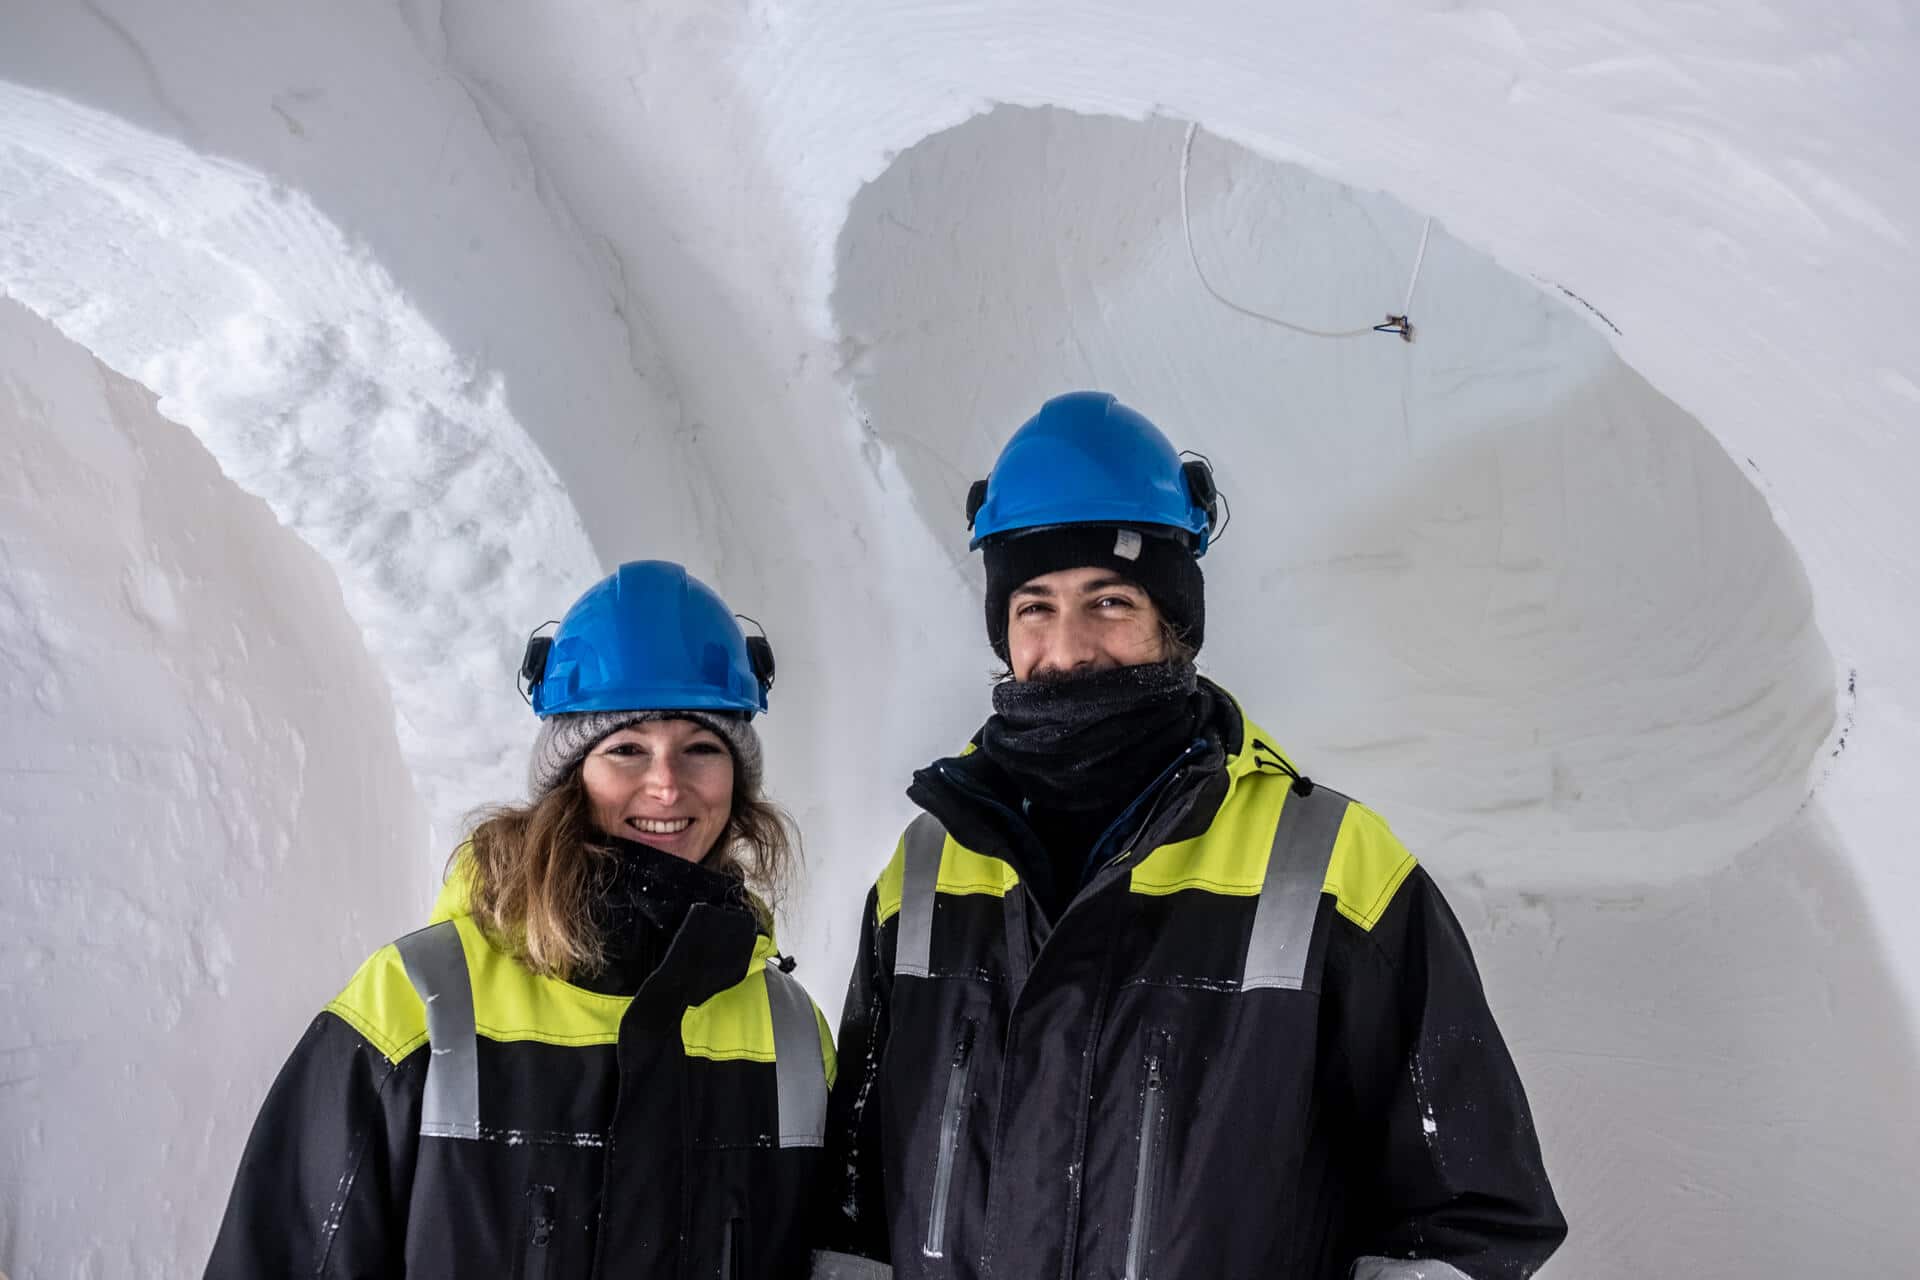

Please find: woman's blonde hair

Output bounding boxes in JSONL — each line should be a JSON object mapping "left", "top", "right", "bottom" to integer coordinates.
{"left": 454, "top": 757, "right": 798, "bottom": 981}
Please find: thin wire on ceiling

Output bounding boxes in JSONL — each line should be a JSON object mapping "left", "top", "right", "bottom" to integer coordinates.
{"left": 1179, "top": 121, "right": 1431, "bottom": 342}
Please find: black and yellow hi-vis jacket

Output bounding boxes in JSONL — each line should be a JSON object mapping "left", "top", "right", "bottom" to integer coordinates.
{"left": 207, "top": 864, "right": 836, "bottom": 1279}
{"left": 814, "top": 686, "right": 1564, "bottom": 1280}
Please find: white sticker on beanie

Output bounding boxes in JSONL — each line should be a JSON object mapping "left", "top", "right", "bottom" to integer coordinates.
{"left": 1113, "top": 529, "right": 1143, "bottom": 561}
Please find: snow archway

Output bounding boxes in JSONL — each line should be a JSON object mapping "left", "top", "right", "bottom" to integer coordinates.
{"left": 0, "top": 83, "right": 604, "bottom": 842}
{"left": 834, "top": 106, "right": 1833, "bottom": 883}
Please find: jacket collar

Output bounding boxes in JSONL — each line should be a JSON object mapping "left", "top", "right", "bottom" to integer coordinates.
{"left": 909, "top": 677, "right": 1282, "bottom": 886}
{"left": 431, "top": 844, "right": 770, "bottom": 1002}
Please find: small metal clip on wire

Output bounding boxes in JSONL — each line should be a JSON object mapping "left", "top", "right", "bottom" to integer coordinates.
{"left": 1373, "top": 315, "right": 1415, "bottom": 342}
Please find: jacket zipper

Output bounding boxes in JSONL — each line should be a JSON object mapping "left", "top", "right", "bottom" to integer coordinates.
{"left": 721, "top": 1215, "right": 745, "bottom": 1280}
{"left": 1124, "top": 1038, "right": 1172, "bottom": 1280}
{"left": 522, "top": 1184, "right": 556, "bottom": 1280}
{"left": 1097, "top": 739, "right": 1209, "bottom": 876}
{"left": 936, "top": 741, "right": 1204, "bottom": 918}
{"left": 923, "top": 1018, "right": 979, "bottom": 1259}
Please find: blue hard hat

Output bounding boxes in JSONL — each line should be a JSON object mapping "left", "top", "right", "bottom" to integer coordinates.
{"left": 523, "top": 561, "right": 772, "bottom": 718}
{"left": 966, "top": 392, "right": 1217, "bottom": 556}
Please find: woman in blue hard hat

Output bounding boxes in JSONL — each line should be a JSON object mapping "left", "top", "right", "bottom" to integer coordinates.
{"left": 207, "top": 560, "right": 834, "bottom": 1280}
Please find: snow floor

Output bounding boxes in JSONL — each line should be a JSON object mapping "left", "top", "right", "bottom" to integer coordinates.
{"left": 3, "top": 3, "right": 1917, "bottom": 1275}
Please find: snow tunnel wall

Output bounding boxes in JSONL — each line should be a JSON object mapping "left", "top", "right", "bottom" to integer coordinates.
{"left": 3, "top": 2, "right": 1919, "bottom": 1276}
{"left": 0, "top": 299, "right": 427, "bottom": 1269}
{"left": 0, "top": 22, "right": 945, "bottom": 1271}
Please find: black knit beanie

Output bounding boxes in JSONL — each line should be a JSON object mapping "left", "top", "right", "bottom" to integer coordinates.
{"left": 983, "top": 525, "right": 1205, "bottom": 663}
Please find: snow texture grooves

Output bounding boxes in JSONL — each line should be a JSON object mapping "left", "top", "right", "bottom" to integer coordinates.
{"left": 0, "top": 83, "right": 601, "bottom": 847}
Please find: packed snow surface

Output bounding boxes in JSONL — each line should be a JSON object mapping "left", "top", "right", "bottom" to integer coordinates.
{"left": 0, "top": 297, "right": 426, "bottom": 1272}
{"left": 3, "top": 1, "right": 1918, "bottom": 1276}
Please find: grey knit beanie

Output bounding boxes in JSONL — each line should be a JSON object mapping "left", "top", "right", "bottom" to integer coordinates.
{"left": 528, "top": 709, "right": 765, "bottom": 801}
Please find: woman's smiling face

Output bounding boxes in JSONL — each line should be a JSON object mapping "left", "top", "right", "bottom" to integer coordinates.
{"left": 578, "top": 718, "right": 735, "bottom": 862}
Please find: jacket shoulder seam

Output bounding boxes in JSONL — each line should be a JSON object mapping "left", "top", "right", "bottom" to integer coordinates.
{"left": 325, "top": 937, "right": 438, "bottom": 1066}
{"left": 1327, "top": 849, "right": 1418, "bottom": 930}
{"left": 1324, "top": 801, "right": 1419, "bottom": 931}
{"left": 323, "top": 995, "right": 428, "bottom": 1066}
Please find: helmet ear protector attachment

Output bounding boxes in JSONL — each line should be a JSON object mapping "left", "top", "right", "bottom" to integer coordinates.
{"left": 518, "top": 622, "right": 560, "bottom": 706}
{"left": 1180, "top": 457, "right": 1220, "bottom": 537}
{"left": 737, "top": 616, "right": 777, "bottom": 696}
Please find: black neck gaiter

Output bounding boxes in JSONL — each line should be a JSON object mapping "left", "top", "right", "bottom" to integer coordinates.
{"left": 578, "top": 836, "right": 749, "bottom": 995}
{"left": 980, "top": 660, "right": 1201, "bottom": 819}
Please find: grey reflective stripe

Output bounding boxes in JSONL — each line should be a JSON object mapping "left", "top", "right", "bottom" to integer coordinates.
{"left": 810, "top": 1251, "right": 895, "bottom": 1280}
{"left": 893, "top": 813, "right": 945, "bottom": 979}
{"left": 1350, "top": 1257, "right": 1476, "bottom": 1280}
{"left": 765, "top": 960, "right": 828, "bottom": 1148}
{"left": 1241, "top": 787, "right": 1351, "bottom": 991}
{"left": 393, "top": 920, "right": 481, "bottom": 1140}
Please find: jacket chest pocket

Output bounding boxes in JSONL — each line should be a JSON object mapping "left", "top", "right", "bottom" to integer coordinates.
{"left": 682, "top": 1144, "right": 806, "bottom": 1279}
{"left": 922, "top": 1017, "right": 979, "bottom": 1260}
{"left": 1125, "top": 1031, "right": 1175, "bottom": 1280}
{"left": 718, "top": 1215, "right": 747, "bottom": 1280}
{"left": 519, "top": 1183, "right": 558, "bottom": 1280}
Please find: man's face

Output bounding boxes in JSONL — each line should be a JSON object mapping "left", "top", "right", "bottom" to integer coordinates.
{"left": 1006, "top": 566, "right": 1168, "bottom": 682}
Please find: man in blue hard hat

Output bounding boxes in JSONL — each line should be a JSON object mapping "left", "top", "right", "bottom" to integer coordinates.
{"left": 811, "top": 392, "right": 1565, "bottom": 1280}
